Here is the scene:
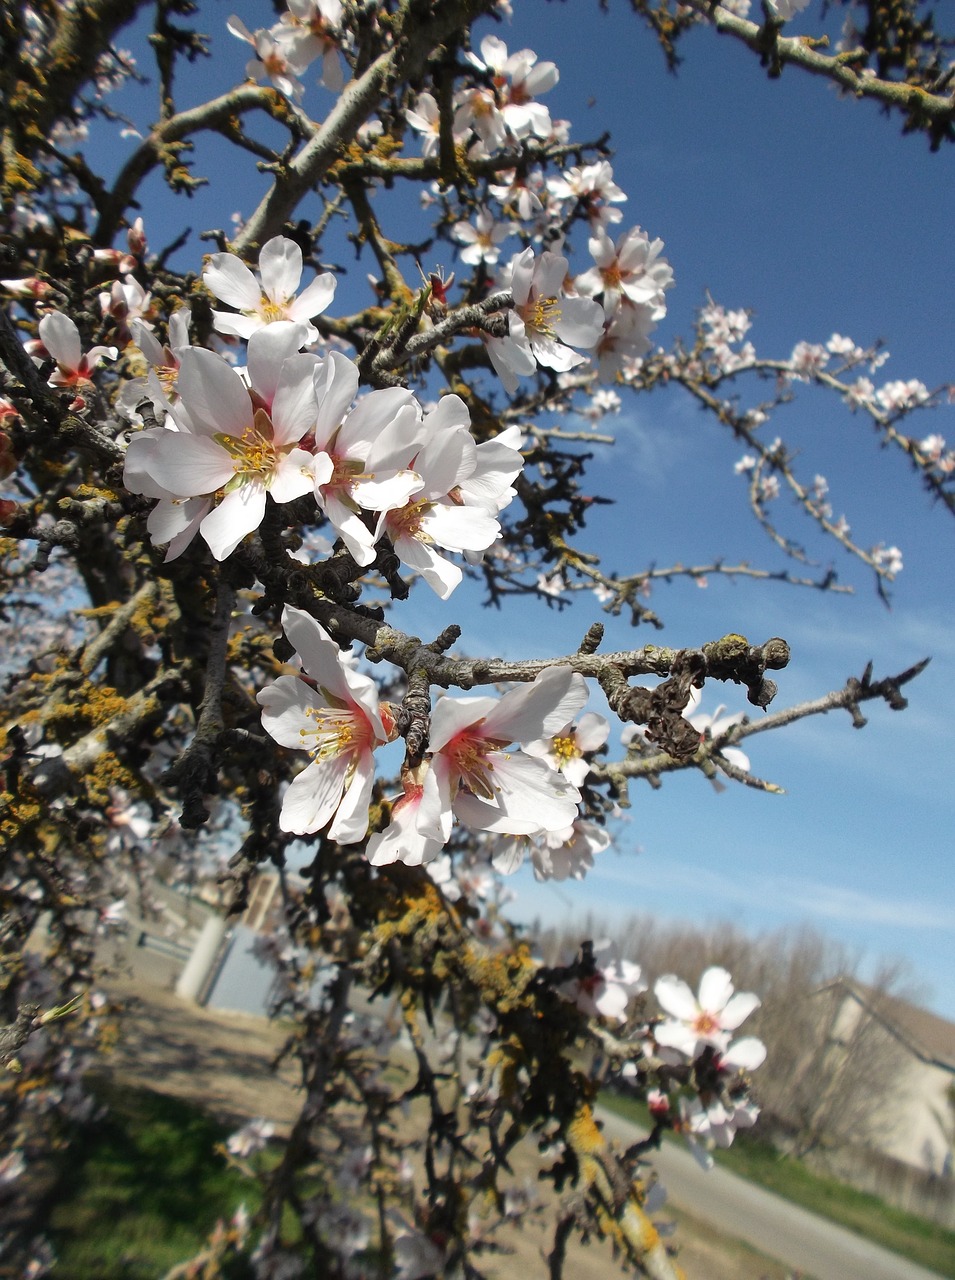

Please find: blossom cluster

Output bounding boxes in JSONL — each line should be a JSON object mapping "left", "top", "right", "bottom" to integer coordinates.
{"left": 600, "top": 964, "right": 767, "bottom": 1168}
{"left": 258, "top": 607, "right": 613, "bottom": 868}
{"left": 117, "top": 236, "right": 523, "bottom": 584}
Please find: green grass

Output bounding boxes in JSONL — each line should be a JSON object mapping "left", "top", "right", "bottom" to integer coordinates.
{"left": 46, "top": 1084, "right": 258, "bottom": 1279}
{"left": 599, "top": 1090, "right": 955, "bottom": 1278}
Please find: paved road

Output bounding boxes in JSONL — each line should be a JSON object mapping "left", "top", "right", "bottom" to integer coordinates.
{"left": 597, "top": 1107, "right": 946, "bottom": 1280}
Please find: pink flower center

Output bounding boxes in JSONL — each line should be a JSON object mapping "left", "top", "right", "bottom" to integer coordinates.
{"left": 215, "top": 408, "right": 278, "bottom": 483}
{"left": 446, "top": 731, "right": 510, "bottom": 801}
{"left": 298, "top": 701, "right": 373, "bottom": 763}
{"left": 693, "top": 1011, "right": 720, "bottom": 1038}
{"left": 386, "top": 498, "right": 432, "bottom": 542}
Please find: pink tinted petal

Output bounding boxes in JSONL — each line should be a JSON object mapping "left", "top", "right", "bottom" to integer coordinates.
{"left": 452, "top": 751, "right": 579, "bottom": 835}
{"left": 419, "top": 754, "right": 454, "bottom": 844}
{"left": 203, "top": 253, "right": 260, "bottom": 310}
{"left": 367, "top": 794, "right": 437, "bottom": 867}
{"left": 429, "top": 694, "right": 499, "bottom": 753}
{"left": 200, "top": 483, "right": 267, "bottom": 559}
{"left": 654, "top": 975, "right": 699, "bottom": 1022}
{"left": 258, "top": 236, "right": 302, "bottom": 303}
{"left": 38, "top": 312, "right": 82, "bottom": 370}
{"left": 280, "top": 755, "right": 349, "bottom": 834}
{"left": 85, "top": 344, "right": 118, "bottom": 369}
{"left": 698, "top": 967, "right": 734, "bottom": 1015}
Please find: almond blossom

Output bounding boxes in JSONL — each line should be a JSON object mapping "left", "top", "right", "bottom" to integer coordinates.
{"left": 487, "top": 249, "right": 604, "bottom": 393}
{"left": 29, "top": 312, "right": 117, "bottom": 406}
{"left": 547, "top": 160, "right": 626, "bottom": 227}
{"left": 404, "top": 92, "right": 446, "bottom": 157}
{"left": 257, "top": 606, "right": 397, "bottom": 840}
{"left": 462, "top": 35, "right": 558, "bottom": 141}
{"left": 227, "top": 1117, "right": 275, "bottom": 1158}
{"left": 562, "top": 947, "right": 646, "bottom": 1023}
{"left": 117, "top": 310, "right": 191, "bottom": 423}
{"left": 227, "top": 15, "right": 308, "bottom": 99}
{"left": 377, "top": 400, "right": 504, "bottom": 598}
{"left": 203, "top": 234, "right": 336, "bottom": 342}
{"left": 684, "top": 686, "right": 751, "bottom": 792}
{"left": 523, "top": 688, "right": 610, "bottom": 787}
{"left": 451, "top": 207, "right": 516, "bottom": 267}
{"left": 99, "top": 273, "right": 155, "bottom": 343}
{"left": 275, "top": 0, "right": 346, "bottom": 92}
{"left": 653, "top": 966, "right": 760, "bottom": 1059}
{"left": 875, "top": 378, "right": 930, "bottom": 414}
{"left": 419, "top": 665, "right": 585, "bottom": 844}
{"left": 365, "top": 765, "right": 444, "bottom": 868}
{"left": 308, "top": 350, "right": 424, "bottom": 566}
{"left": 491, "top": 818, "right": 611, "bottom": 880}
{"left": 123, "top": 326, "right": 326, "bottom": 560}
{"left": 575, "top": 225, "right": 673, "bottom": 316}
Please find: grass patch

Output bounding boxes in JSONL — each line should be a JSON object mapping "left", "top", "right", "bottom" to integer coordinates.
{"left": 46, "top": 1083, "right": 257, "bottom": 1279}
{"left": 599, "top": 1090, "right": 955, "bottom": 1278}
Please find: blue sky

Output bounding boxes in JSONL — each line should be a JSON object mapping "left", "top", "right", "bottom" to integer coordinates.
{"left": 95, "top": 1, "right": 955, "bottom": 1013}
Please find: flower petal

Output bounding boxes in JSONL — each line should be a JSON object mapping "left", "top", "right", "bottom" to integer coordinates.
{"left": 280, "top": 755, "right": 349, "bottom": 834}
{"left": 203, "top": 252, "right": 260, "bottom": 310}
{"left": 258, "top": 236, "right": 303, "bottom": 303}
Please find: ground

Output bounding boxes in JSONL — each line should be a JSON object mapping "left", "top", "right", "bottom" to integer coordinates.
{"left": 96, "top": 970, "right": 799, "bottom": 1280}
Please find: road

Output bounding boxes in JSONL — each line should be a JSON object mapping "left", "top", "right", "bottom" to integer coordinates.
{"left": 597, "top": 1106, "right": 946, "bottom": 1280}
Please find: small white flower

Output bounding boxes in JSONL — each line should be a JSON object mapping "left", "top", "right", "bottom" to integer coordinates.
{"left": 654, "top": 966, "right": 760, "bottom": 1058}
{"left": 203, "top": 235, "right": 336, "bottom": 342}
{"left": 226, "top": 1117, "right": 275, "bottom": 1158}
{"left": 257, "top": 607, "right": 398, "bottom": 840}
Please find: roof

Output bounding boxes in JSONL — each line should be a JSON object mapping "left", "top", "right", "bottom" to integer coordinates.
{"left": 819, "top": 978, "right": 955, "bottom": 1073}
